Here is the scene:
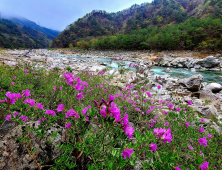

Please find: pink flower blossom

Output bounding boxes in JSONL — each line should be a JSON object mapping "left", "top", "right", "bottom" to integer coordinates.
{"left": 57, "top": 104, "right": 64, "bottom": 112}
{"left": 109, "top": 102, "right": 121, "bottom": 122}
{"left": 85, "top": 117, "right": 89, "bottom": 121}
{"left": 76, "top": 92, "right": 83, "bottom": 100}
{"left": 150, "top": 142, "right": 157, "bottom": 152}
{"left": 19, "top": 115, "right": 28, "bottom": 122}
{"left": 185, "top": 122, "right": 190, "bottom": 128}
{"left": 10, "top": 82, "right": 15, "bottom": 86}
{"left": 175, "top": 166, "right": 182, "bottom": 170}
{"left": 176, "top": 108, "right": 181, "bottom": 112}
{"left": 81, "top": 107, "right": 88, "bottom": 116}
{"left": 187, "top": 100, "right": 192, "bottom": 105}
{"left": 38, "top": 117, "right": 47, "bottom": 124}
{"left": 207, "top": 134, "right": 212, "bottom": 138}
{"left": 34, "top": 76, "right": 37, "bottom": 79}
{"left": 65, "top": 122, "right": 71, "bottom": 128}
{"left": 36, "top": 103, "right": 44, "bottom": 110}
{"left": 53, "top": 85, "right": 56, "bottom": 90}
{"left": 88, "top": 105, "right": 91, "bottom": 108}
{"left": 188, "top": 146, "right": 194, "bottom": 151}
{"left": 201, "top": 118, "right": 204, "bottom": 122}
{"left": 65, "top": 109, "right": 80, "bottom": 119}
{"left": 121, "top": 148, "right": 134, "bottom": 159}
{"left": 198, "top": 137, "right": 208, "bottom": 147}
{"left": 163, "top": 110, "right": 168, "bottom": 115}
{"left": 45, "top": 110, "right": 56, "bottom": 116}
{"left": 164, "top": 122, "right": 169, "bottom": 126}
{"left": 94, "top": 115, "right": 97, "bottom": 118}
{"left": 24, "top": 69, "right": 28, "bottom": 72}
{"left": 5, "top": 114, "right": 11, "bottom": 121}
{"left": 59, "top": 86, "right": 63, "bottom": 90}
{"left": 24, "top": 98, "right": 35, "bottom": 107}
{"left": 14, "top": 76, "right": 16, "bottom": 79}
{"left": 22, "top": 89, "right": 31, "bottom": 97}
{"left": 13, "top": 112, "right": 20, "bottom": 117}
{"left": 161, "top": 127, "right": 173, "bottom": 143}
{"left": 199, "top": 127, "right": 204, "bottom": 133}
{"left": 124, "top": 125, "right": 134, "bottom": 140}
{"left": 200, "top": 161, "right": 209, "bottom": 170}
{"left": 0, "top": 100, "right": 5, "bottom": 103}
{"left": 168, "top": 103, "right": 174, "bottom": 109}
{"left": 157, "top": 85, "right": 161, "bottom": 89}
{"left": 146, "top": 92, "right": 152, "bottom": 97}
{"left": 100, "top": 71, "right": 105, "bottom": 74}
{"left": 135, "top": 107, "right": 140, "bottom": 111}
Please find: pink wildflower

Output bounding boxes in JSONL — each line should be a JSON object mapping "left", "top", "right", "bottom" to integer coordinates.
{"left": 65, "top": 109, "right": 80, "bottom": 119}
{"left": 24, "top": 69, "right": 28, "bottom": 72}
{"left": 185, "top": 122, "right": 190, "bottom": 128}
{"left": 200, "top": 161, "right": 209, "bottom": 170}
{"left": 34, "top": 76, "right": 37, "bottom": 79}
{"left": 45, "top": 110, "right": 56, "bottom": 116}
{"left": 188, "top": 146, "right": 194, "bottom": 151}
{"left": 175, "top": 166, "right": 182, "bottom": 170}
{"left": 5, "top": 114, "right": 11, "bottom": 121}
{"left": 200, "top": 118, "right": 204, "bottom": 122}
{"left": 10, "top": 82, "right": 15, "bottom": 86}
{"left": 199, "top": 127, "right": 204, "bottom": 133}
{"left": 22, "top": 89, "right": 31, "bottom": 97}
{"left": 207, "top": 134, "right": 212, "bottom": 138}
{"left": 53, "top": 85, "right": 56, "bottom": 90}
{"left": 157, "top": 85, "right": 161, "bottom": 89}
{"left": 163, "top": 110, "right": 168, "bottom": 115}
{"left": 187, "top": 100, "right": 192, "bottom": 105}
{"left": 121, "top": 148, "right": 134, "bottom": 159}
{"left": 57, "top": 104, "right": 64, "bottom": 112}
{"left": 19, "top": 115, "right": 28, "bottom": 122}
{"left": 150, "top": 142, "right": 157, "bottom": 152}
{"left": 81, "top": 107, "right": 88, "bottom": 116}
{"left": 76, "top": 92, "right": 83, "bottom": 100}
{"left": 198, "top": 137, "right": 208, "bottom": 147}
{"left": 14, "top": 76, "right": 16, "bottom": 79}
{"left": 164, "top": 122, "right": 169, "bottom": 126}
{"left": 36, "top": 103, "right": 44, "bottom": 110}
{"left": 65, "top": 122, "right": 71, "bottom": 128}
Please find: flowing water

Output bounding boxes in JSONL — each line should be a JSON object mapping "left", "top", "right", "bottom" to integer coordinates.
{"left": 59, "top": 55, "right": 222, "bottom": 84}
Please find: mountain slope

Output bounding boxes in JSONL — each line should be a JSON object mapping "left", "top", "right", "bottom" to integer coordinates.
{"left": 51, "top": 0, "right": 222, "bottom": 50}
{"left": 0, "top": 19, "right": 49, "bottom": 48}
{"left": 3, "top": 16, "right": 60, "bottom": 40}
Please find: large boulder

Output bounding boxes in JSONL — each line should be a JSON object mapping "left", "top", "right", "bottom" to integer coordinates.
{"left": 197, "top": 56, "right": 220, "bottom": 68}
{"left": 205, "top": 83, "right": 222, "bottom": 93}
{"left": 0, "top": 121, "right": 68, "bottom": 170}
{"left": 179, "top": 74, "right": 204, "bottom": 91}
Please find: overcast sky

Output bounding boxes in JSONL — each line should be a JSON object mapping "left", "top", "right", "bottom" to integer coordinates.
{"left": 1, "top": 0, "right": 152, "bottom": 31}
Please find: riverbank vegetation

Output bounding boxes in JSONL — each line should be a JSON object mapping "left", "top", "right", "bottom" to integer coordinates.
{"left": 0, "top": 63, "right": 221, "bottom": 169}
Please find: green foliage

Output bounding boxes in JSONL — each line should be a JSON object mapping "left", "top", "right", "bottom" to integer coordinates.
{"left": 0, "top": 64, "right": 222, "bottom": 169}
{"left": 0, "top": 19, "right": 50, "bottom": 49}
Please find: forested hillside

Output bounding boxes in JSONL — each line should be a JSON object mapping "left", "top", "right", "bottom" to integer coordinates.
{"left": 0, "top": 17, "right": 60, "bottom": 49}
{"left": 51, "top": 0, "right": 222, "bottom": 50}
{"left": 8, "top": 17, "right": 60, "bottom": 40}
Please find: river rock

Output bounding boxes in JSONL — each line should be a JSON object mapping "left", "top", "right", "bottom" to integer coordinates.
{"left": 197, "top": 56, "right": 220, "bottom": 68}
{"left": 191, "top": 68, "right": 196, "bottom": 72}
{"left": 199, "top": 89, "right": 220, "bottom": 105}
{"left": 205, "top": 83, "right": 222, "bottom": 93}
{"left": 195, "top": 105, "right": 219, "bottom": 117}
{"left": 193, "top": 99, "right": 203, "bottom": 106}
{"left": 163, "top": 68, "right": 171, "bottom": 73}
{"left": 0, "top": 121, "right": 68, "bottom": 170}
{"left": 179, "top": 74, "right": 204, "bottom": 91}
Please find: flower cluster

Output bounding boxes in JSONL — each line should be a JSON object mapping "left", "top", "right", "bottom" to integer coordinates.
{"left": 154, "top": 127, "right": 173, "bottom": 143}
